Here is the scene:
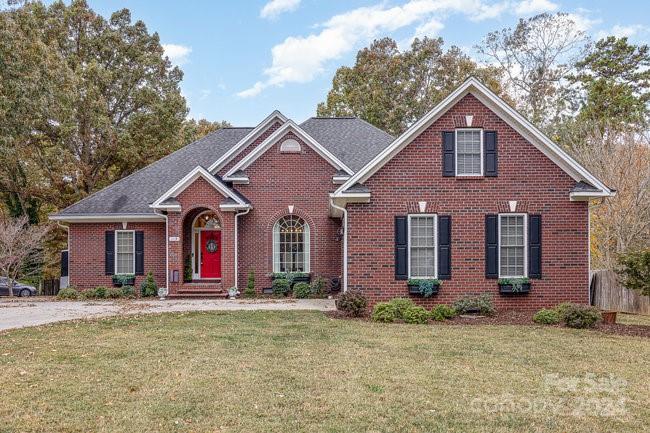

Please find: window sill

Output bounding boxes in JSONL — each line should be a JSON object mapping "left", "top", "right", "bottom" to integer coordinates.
{"left": 454, "top": 175, "right": 485, "bottom": 180}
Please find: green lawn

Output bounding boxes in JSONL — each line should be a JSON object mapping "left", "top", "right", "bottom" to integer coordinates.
{"left": 1, "top": 311, "right": 648, "bottom": 433}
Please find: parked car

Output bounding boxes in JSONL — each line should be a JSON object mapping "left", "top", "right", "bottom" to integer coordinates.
{"left": 0, "top": 277, "right": 37, "bottom": 297}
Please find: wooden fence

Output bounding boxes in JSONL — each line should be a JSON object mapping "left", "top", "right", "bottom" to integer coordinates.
{"left": 590, "top": 270, "right": 650, "bottom": 315}
{"left": 40, "top": 279, "right": 61, "bottom": 296}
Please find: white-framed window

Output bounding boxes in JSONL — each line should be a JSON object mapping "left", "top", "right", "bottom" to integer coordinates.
{"left": 455, "top": 129, "right": 483, "bottom": 176}
{"left": 498, "top": 214, "right": 527, "bottom": 278}
{"left": 115, "top": 230, "right": 135, "bottom": 275}
{"left": 408, "top": 214, "right": 437, "bottom": 278}
{"left": 273, "top": 215, "right": 310, "bottom": 273}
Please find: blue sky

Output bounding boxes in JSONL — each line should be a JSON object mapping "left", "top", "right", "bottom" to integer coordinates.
{"left": 85, "top": 0, "right": 650, "bottom": 126}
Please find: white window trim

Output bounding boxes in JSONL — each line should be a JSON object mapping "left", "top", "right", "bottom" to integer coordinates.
{"left": 114, "top": 230, "right": 135, "bottom": 275}
{"left": 454, "top": 128, "right": 483, "bottom": 177}
{"left": 272, "top": 217, "right": 311, "bottom": 273}
{"left": 407, "top": 214, "right": 438, "bottom": 279}
{"left": 497, "top": 213, "right": 528, "bottom": 278}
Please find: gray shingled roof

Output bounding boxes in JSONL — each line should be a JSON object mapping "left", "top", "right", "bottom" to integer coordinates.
{"left": 300, "top": 117, "right": 394, "bottom": 172}
{"left": 54, "top": 118, "right": 394, "bottom": 216}
{"left": 571, "top": 181, "right": 600, "bottom": 193}
{"left": 56, "top": 128, "right": 253, "bottom": 215}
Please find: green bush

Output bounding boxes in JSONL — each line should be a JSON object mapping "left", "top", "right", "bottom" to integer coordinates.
{"left": 272, "top": 278, "right": 290, "bottom": 296}
{"left": 430, "top": 304, "right": 457, "bottom": 321}
{"left": 617, "top": 249, "right": 650, "bottom": 296}
{"left": 106, "top": 287, "right": 123, "bottom": 299}
{"left": 387, "top": 298, "right": 416, "bottom": 320}
{"left": 452, "top": 293, "right": 496, "bottom": 316}
{"left": 80, "top": 288, "right": 96, "bottom": 299}
{"left": 533, "top": 308, "right": 561, "bottom": 325}
{"left": 57, "top": 287, "right": 79, "bottom": 300}
{"left": 560, "top": 304, "right": 601, "bottom": 329}
{"left": 402, "top": 305, "right": 430, "bottom": 324}
{"left": 310, "top": 276, "right": 328, "bottom": 296}
{"left": 93, "top": 286, "right": 107, "bottom": 299}
{"left": 244, "top": 270, "right": 256, "bottom": 298}
{"left": 121, "top": 285, "right": 135, "bottom": 298}
{"left": 554, "top": 302, "right": 574, "bottom": 319}
{"left": 293, "top": 282, "right": 311, "bottom": 299}
{"left": 140, "top": 272, "right": 158, "bottom": 297}
{"left": 371, "top": 302, "right": 397, "bottom": 323}
{"left": 335, "top": 290, "right": 368, "bottom": 317}
{"left": 184, "top": 256, "right": 193, "bottom": 282}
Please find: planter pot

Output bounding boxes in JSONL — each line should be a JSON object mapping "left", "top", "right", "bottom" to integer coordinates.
{"left": 601, "top": 311, "right": 617, "bottom": 324}
{"left": 112, "top": 276, "right": 135, "bottom": 287}
{"left": 498, "top": 282, "right": 531, "bottom": 295}
{"left": 407, "top": 283, "right": 440, "bottom": 297}
{"left": 271, "top": 274, "right": 311, "bottom": 286}
{"left": 262, "top": 287, "right": 274, "bottom": 295}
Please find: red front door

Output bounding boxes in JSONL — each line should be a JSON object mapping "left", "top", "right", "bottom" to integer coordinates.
{"left": 200, "top": 230, "right": 221, "bottom": 279}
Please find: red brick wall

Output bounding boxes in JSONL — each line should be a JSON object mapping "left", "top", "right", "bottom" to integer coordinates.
{"left": 68, "top": 222, "right": 166, "bottom": 290}
{"left": 167, "top": 177, "right": 236, "bottom": 294}
{"left": 236, "top": 131, "right": 343, "bottom": 292}
{"left": 346, "top": 94, "right": 589, "bottom": 310}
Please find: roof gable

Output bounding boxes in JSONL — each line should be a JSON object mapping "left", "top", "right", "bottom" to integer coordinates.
{"left": 223, "top": 120, "right": 354, "bottom": 179}
{"left": 207, "top": 110, "right": 287, "bottom": 174}
{"left": 151, "top": 166, "right": 248, "bottom": 210}
{"left": 334, "top": 77, "right": 613, "bottom": 199}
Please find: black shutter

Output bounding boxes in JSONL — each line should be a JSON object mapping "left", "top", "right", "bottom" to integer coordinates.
{"left": 438, "top": 216, "right": 451, "bottom": 280}
{"left": 529, "top": 215, "right": 542, "bottom": 279}
{"left": 61, "top": 251, "right": 69, "bottom": 277}
{"left": 395, "top": 216, "right": 408, "bottom": 280}
{"left": 105, "top": 231, "right": 115, "bottom": 275}
{"left": 442, "top": 131, "right": 455, "bottom": 177}
{"left": 484, "top": 131, "right": 498, "bottom": 177}
{"left": 135, "top": 231, "right": 144, "bottom": 275}
{"left": 485, "top": 215, "right": 498, "bottom": 278}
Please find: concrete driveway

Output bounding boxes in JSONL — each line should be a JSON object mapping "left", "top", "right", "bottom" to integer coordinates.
{"left": 0, "top": 298, "right": 336, "bottom": 331}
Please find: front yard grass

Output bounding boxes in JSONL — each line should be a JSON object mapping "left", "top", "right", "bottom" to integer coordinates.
{"left": 1, "top": 311, "right": 648, "bottom": 433}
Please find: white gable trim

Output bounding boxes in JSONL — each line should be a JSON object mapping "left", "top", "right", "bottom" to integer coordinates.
{"left": 49, "top": 214, "right": 166, "bottom": 223}
{"left": 151, "top": 166, "right": 247, "bottom": 209}
{"left": 223, "top": 120, "right": 354, "bottom": 179}
{"left": 207, "top": 110, "right": 288, "bottom": 174}
{"left": 334, "top": 77, "right": 613, "bottom": 198}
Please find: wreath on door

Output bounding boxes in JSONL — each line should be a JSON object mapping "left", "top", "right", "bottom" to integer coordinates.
{"left": 206, "top": 239, "right": 218, "bottom": 253}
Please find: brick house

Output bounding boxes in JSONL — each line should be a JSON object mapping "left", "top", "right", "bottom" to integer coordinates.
{"left": 50, "top": 78, "right": 613, "bottom": 308}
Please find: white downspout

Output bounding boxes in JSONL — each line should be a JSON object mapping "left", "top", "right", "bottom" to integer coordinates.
{"left": 153, "top": 210, "right": 169, "bottom": 291}
{"left": 234, "top": 207, "right": 251, "bottom": 289}
{"left": 330, "top": 198, "right": 348, "bottom": 292}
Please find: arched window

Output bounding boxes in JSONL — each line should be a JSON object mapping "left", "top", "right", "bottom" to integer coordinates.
{"left": 273, "top": 215, "right": 310, "bottom": 273}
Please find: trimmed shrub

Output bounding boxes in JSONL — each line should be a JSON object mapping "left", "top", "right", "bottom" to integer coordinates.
{"left": 371, "top": 302, "right": 397, "bottom": 323}
{"left": 561, "top": 304, "right": 602, "bottom": 329}
{"left": 387, "top": 298, "right": 416, "bottom": 320}
{"left": 57, "top": 287, "right": 79, "bottom": 300}
{"left": 80, "top": 288, "right": 96, "bottom": 299}
{"left": 430, "top": 304, "right": 457, "bottom": 321}
{"left": 335, "top": 290, "right": 368, "bottom": 317}
{"left": 93, "top": 286, "right": 107, "bottom": 299}
{"left": 402, "top": 305, "right": 430, "bottom": 324}
{"left": 533, "top": 308, "right": 561, "bottom": 325}
{"left": 121, "top": 285, "right": 135, "bottom": 298}
{"left": 554, "top": 302, "right": 574, "bottom": 319}
{"left": 272, "top": 278, "right": 290, "bottom": 296}
{"left": 310, "top": 276, "right": 328, "bottom": 296}
{"left": 106, "top": 287, "right": 123, "bottom": 299}
{"left": 244, "top": 270, "right": 256, "bottom": 298}
{"left": 293, "top": 282, "right": 311, "bottom": 299}
{"left": 452, "top": 293, "right": 496, "bottom": 316}
{"left": 140, "top": 272, "right": 158, "bottom": 297}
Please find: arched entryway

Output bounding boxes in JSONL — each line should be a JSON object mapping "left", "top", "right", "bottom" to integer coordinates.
{"left": 189, "top": 210, "right": 222, "bottom": 280}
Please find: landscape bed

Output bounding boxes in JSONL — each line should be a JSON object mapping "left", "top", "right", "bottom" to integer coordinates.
{"left": 0, "top": 310, "right": 648, "bottom": 433}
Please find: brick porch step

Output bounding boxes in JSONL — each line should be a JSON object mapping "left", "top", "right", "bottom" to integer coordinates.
{"left": 171, "top": 283, "right": 227, "bottom": 298}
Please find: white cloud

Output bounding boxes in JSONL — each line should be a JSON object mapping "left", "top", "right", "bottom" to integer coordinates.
{"left": 260, "top": 0, "right": 301, "bottom": 19}
{"left": 514, "top": 0, "right": 558, "bottom": 15}
{"left": 199, "top": 89, "right": 212, "bottom": 101}
{"left": 566, "top": 11, "right": 601, "bottom": 32}
{"left": 597, "top": 24, "right": 649, "bottom": 40}
{"left": 238, "top": 0, "right": 512, "bottom": 98}
{"left": 414, "top": 17, "right": 445, "bottom": 38}
{"left": 162, "top": 44, "right": 192, "bottom": 65}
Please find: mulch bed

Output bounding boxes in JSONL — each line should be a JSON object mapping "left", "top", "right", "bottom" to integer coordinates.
{"left": 325, "top": 310, "right": 650, "bottom": 338}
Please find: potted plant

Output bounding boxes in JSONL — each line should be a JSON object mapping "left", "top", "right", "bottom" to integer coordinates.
{"left": 601, "top": 310, "right": 617, "bottom": 324}
{"left": 407, "top": 279, "right": 441, "bottom": 297}
{"left": 227, "top": 286, "right": 239, "bottom": 299}
{"left": 112, "top": 274, "right": 135, "bottom": 287}
{"left": 498, "top": 278, "right": 531, "bottom": 294}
